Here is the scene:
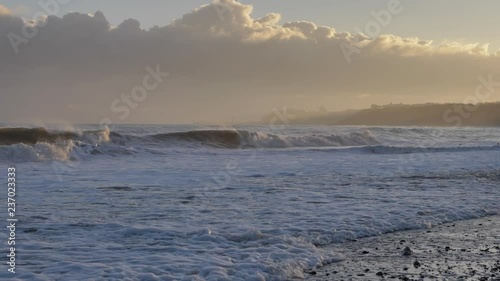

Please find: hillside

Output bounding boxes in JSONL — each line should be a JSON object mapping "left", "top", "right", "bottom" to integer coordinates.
{"left": 256, "top": 103, "right": 500, "bottom": 127}
{"left": 335, "top": 103, "right": 500, "bottom": 127}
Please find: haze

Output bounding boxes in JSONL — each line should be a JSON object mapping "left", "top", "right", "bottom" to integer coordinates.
{"left": 0, "top": 0, "right": 499, "bottom": 124}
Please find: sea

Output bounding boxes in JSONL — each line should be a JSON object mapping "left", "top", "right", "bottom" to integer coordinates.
{"left": 0, "top": 125, "right": 499, "bottom": 280}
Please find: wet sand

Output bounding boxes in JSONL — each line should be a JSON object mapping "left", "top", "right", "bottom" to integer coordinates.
{"left": 305, "top": 216, "right": 500, "bottom": 281}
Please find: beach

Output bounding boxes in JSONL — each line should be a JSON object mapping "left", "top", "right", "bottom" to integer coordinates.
{"left": 307, "top": 216, "right": 500, "bottom": 281}
{"left": 1, "top": 1, "right": 499, "bottom": 279}
{"left": 1, "top": 125, "right": 499, "bottom": 280}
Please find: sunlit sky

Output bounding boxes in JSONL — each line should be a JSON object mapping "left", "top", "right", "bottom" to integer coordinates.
{"left": 1, "top": 0, "right": 499, "bottom": 124}
{"left": 3, "top": 0, "right": 500, "bottom": 52}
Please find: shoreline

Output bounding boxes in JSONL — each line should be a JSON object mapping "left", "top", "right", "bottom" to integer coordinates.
{"left": 305, "top": 216, "right": 500, "bottom": 281}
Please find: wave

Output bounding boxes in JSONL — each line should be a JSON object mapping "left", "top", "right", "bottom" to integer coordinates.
{"left": 141, "top": 129, "right": 379, "bottom": 148}
{"left": 3, "top": 126, "right": 497, "bottom": 162}
{"left": 0, "top": 127, "right": 111, "bottom": 162}
{"left": 0, "top": 127, "right": 76, "bottom": 145}
{"left": 0, "top": 127, "right": 110, "bottom": 146}
{"left": 0, "top": 142, "right": 76, "bottom": 162}
{"left": 364, "top": 144, "right": 500, "bottom": 154}
{"left": 0, "top": 127, "right": 380, "bottom": 162}
{"left": 145, "top": 130, "right": 242, "bottom": 148}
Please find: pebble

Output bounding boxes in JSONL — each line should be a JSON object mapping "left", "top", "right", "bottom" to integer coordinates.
{"left": 402, "top": 246, "right": 413, "bottom": 256}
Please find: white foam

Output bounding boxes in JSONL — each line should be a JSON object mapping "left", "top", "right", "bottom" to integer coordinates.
{"left": 2, "top": 125, "right": 500, "bottom": 280}
{"left": 0, "top": 141, "right": 75, "bottom": 162}
{"left": 240, "top": 130, "right": 378, "bottom": 148}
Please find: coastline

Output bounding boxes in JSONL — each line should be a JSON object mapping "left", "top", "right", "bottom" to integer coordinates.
{"left": 305, "top": 216, "right": 500, "bottom": 281}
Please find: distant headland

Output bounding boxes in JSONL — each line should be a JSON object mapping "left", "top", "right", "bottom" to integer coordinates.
{"left": 257, "top": 102, "right": 500, "bottom": 127}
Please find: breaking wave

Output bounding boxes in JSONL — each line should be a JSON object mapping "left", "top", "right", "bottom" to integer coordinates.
{"left": 0, "top": 127, "right": 379, "bottom": 162}
{"left": 140, "top": 129, "right": 379, "bottom": 148}
{"left": 0, "top": 127, "right": 110, "bottom": 146}
{"left": 6, "top": 126, "right": 498, "bottom": 163}
{"left": 0, "top": 127, "right": 111, "bottom": 162}
{"left": 0, "top": 127, "right": 76, "bottom": 145}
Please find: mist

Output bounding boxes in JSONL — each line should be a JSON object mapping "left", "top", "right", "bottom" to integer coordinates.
{"left": 1, "top": 0, "right": 499, "bottom": 124}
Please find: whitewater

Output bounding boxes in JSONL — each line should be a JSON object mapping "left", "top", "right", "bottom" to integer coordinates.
{"left": 0, "top": 125, "right": 499, "bottom": 280}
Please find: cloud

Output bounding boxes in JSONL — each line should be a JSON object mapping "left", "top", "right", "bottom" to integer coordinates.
{"left": 0, "top": 5, "right": 11, "bottom": 15}
{"left": 0, "top": 0, "right": 499, "bottom": 123}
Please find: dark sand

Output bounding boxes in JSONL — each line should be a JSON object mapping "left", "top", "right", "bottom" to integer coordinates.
{"left": 305, "top": 216, "right": 500, "bottom": 281}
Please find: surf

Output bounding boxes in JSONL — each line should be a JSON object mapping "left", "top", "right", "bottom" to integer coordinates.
{"left": 139, "top": 129, "right": 379, "bottom": 148}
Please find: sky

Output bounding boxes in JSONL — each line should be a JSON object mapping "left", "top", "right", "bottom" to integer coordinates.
{"left": 0, "top": 0, "right": 499, "bottom": 124}
{"left": 4, "top": 0, "right": 499, "bottom": 51}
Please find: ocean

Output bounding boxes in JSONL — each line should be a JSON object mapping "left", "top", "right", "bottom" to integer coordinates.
{"left": 0, "top": 125, "right": 499, "bottom": 280}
